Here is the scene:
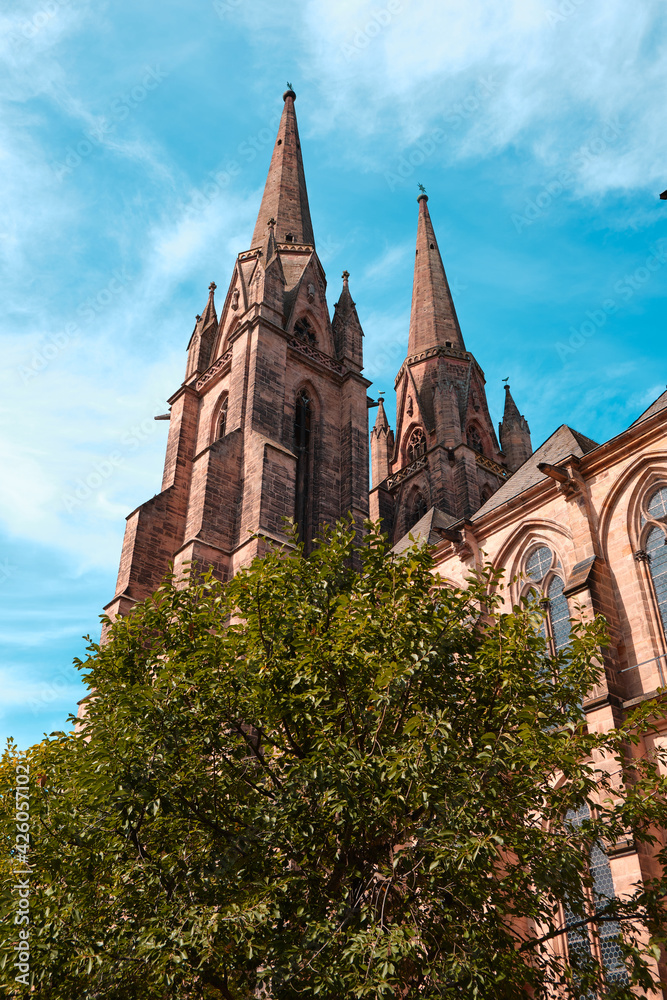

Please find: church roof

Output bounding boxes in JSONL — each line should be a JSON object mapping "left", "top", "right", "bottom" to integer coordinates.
{"left": 470, "top": 424, "right": 599, "bottom": 521}
{"left": 631, "top": 388, "right": 667, "bottom": 426}
{"left": 392, "top": 506, "right": 459, "bottom": 555}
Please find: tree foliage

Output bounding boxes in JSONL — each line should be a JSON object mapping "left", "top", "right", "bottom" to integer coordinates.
{"left": 2, "top": 521, "right": 667, "bottom": 998}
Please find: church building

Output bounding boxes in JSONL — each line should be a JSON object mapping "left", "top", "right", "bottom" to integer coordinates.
{"left": 106, "top": 88, "right": 667, "bottom": 992}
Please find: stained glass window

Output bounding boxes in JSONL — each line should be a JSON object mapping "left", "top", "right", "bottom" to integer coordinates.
{"left": 548, "top": 575, "right": 571, "bottom": 652}
{"left": 564, "top": 804, "right": 629, "bottom": 991}
{"left": 647, "top": 525, "right": 667, "bottom": 637}
{"left": 526, "top": 546, "right": 552, "bottom": 582}
{"left": 647, "top": 486, "right": 667, "bottom": 520}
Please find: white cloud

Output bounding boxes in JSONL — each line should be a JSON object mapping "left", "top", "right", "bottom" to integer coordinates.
{"left": 298, "top": 0, "right": 667, "bottom": 197}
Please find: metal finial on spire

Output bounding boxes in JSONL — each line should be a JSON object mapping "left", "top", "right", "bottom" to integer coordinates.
{"left": 418, "top": 182, "right": 427, "bottom": 194}
{"left": 502, "top": 377, "right": 510, "bottom": 383}
{"left": 286, "top": 81, "right": 292, "bottom": 90}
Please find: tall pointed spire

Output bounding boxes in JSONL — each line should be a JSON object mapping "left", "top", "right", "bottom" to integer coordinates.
{"left": 499, "top": 383, "right": 532, "bottom": 473}
{"left": 408, "top": 193, "right": 464, "bottom": 356}
{"left": 251, "top": 88, "right": 314, "bottom": 254}
{"left": 371, "top": 396, "right": 393, "bottom": 488}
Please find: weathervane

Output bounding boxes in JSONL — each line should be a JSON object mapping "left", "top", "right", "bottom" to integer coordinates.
{"left": 418, "top": 182, "right": 427, "bottom": 194}
{"left": 287, "top": 81, "right": 293, "bottom": 90}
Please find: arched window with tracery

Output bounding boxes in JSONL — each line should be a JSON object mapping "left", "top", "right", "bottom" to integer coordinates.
{"left": 562, "top": 804, "right": 629, "bottom": 990}
{"left": 467, "top": 425, "right": 483, "bottom": 453}
{"left": 406, "top": 427, "right": 426, "bottom": 463}
{"left": 215, "top": 394, "right": 228, "bottom": 440}
{"left": 294, "top": 317, "right": 315, "bottom": 344}
{"left": 294, "top": 390, "right": 312, "bottom": 546}
{"left": 410, "top": 492, "right": 428, "bottom": 529}
{"left": 524, "top": 545, "right": 571, "bottom": 652}
{"left": 638, "top": 485, "right": 667, "bottom": 639}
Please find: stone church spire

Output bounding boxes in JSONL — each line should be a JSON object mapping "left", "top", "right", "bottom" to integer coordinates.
{"left": 370, "top": 396, "right": 393, "bottom": 488}
{"left": 250, "top": 87, "right": 315, "bottom": 255}
{"left": 499, "top": 383, "right": 532, "bottom": 472}
{"left": 408, "top": 193, "right": 464, "bottom": 356}
{"left": 370, "top": 193, "right": 510, "bottom": 539}
{"left": 105, "top": 89, "right": 370, "bottom": 620}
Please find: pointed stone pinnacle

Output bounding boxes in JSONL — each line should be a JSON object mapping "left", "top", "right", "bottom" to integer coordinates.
{"left": 251, "top": 90, "right": 313, "bottom": 253}
{"left": 408, "top": 194, "right": 465, "bottom": 355}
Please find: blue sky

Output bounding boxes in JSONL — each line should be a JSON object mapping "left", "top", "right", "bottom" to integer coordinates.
{"left": 2, "top": 0, "right": 667, "bottom": 749}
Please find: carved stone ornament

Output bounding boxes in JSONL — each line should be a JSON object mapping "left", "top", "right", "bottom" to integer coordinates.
{"left": 634, "top": 549, "right": 651, "bottom": 564}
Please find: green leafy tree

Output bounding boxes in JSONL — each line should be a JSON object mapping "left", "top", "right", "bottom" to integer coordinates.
{"left": 2, "top": 521, "right": 667, "bottom": 998}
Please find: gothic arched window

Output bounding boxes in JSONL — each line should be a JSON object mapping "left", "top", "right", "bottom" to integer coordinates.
{"left": 294, "top": 390, "right": 312, "bottom": 546}
{"left": 639, "top": 486, "right": 667, "bottom": 639}
{"left": 524, "top": 545, "right": 571, "bottom": 653}
{"left": 467, "top": 425, "right": 483, "bottom": 453}
{"left": 407, "top": 427, "right": 426, "bottom": 463}
{"left": 563, "top": 804, "right": 629, "bottom": 989}
{"left": 411, "top": 492, "right": 428, "bottom": 528}
{"left": 294, "top": 317, "right": 315, "bottom": 344}
{"left": 216, "top": 394, "right": 228, "bottom": 440}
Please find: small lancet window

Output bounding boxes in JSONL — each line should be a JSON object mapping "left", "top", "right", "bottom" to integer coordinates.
{"left": 294, "top": 317, "right": 316, "bottom": 344}
{"left": 216, "top": 394, "right": 228, "bottom": 440}
{"left": 467, "top": 425, "right": 483, "bottom": 453}
{"left": 285, "top": 232, "right": 294, "bottom": 243}
{"left": 294, "top": 390, "right": 312, "bottom": 545}
{"left": 407, "top": 427, "right": 426, "bottom": 463}
{"left": 411, "top": 492, "right": 428, "bottom": 527}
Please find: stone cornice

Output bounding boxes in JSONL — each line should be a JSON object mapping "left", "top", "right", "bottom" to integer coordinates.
{"left": 394, "top": 344, "right": 485, "bottom": 388}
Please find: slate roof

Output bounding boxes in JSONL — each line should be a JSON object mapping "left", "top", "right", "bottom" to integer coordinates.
{"left": 470, "top": 424, "right": 599, "bottom": 521}
{"left": 392, "top": 506, "right": 459, "bottom": 555}
{"left": 631, "top": 389, "right": 667, "bottom": 426}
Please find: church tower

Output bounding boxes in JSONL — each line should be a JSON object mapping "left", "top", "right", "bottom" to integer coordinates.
{"left": 106, "top": 88, "right": 370, "bottom": 619}
{"left": 370, "top": 192, "right": 525, "bottom": 542}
